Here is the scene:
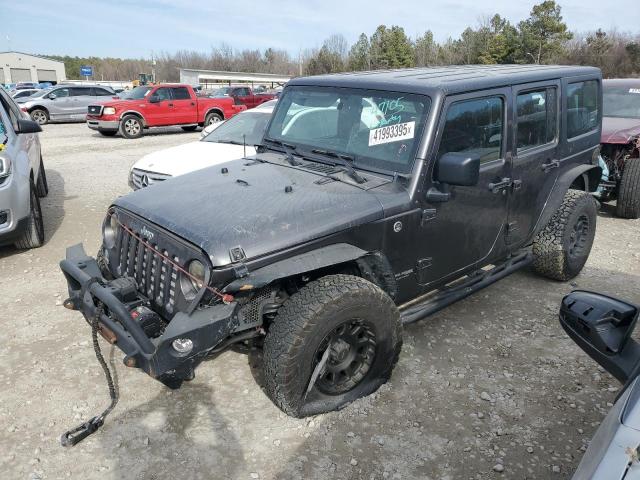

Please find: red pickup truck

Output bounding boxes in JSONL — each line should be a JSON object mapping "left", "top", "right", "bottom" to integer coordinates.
{"left": 86, "top": 84, "right": 246, "bottom": 138}
{"left": 212, "top": 86, "right": 276, "bottom": 109}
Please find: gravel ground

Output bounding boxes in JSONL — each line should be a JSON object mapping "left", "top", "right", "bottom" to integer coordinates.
{"left": 1, "top": 122, "right": 639, "bottom": 480}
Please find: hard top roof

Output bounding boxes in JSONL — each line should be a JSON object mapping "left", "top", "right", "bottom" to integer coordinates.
{"left": 288, "top": 64, "right": 601, "bottom": 96}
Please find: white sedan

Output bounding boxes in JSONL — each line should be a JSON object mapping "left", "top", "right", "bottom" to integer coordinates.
{"left": 128, "top": 100, "right": 276, "bottom": 190}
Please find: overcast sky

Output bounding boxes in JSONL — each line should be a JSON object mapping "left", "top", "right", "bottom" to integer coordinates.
{"left": 2, "top": 0, "right": 638, "bottom": 58}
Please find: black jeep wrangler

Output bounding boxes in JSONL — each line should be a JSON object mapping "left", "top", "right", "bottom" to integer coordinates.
{"left": 61, "top": 65, "right": 603, "bottom": 418}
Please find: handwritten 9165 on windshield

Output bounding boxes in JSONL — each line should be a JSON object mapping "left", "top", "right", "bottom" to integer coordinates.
{"left": 369, "top": 121, "right": 415, "bottom": 146}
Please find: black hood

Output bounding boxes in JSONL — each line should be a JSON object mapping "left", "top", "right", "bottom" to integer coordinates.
{"left": 115, "top": 157, "right": 394, "bottom": 267}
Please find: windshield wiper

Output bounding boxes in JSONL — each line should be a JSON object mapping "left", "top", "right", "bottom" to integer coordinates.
{"left": 262, "top": 138, "right": 302, "bottom": 166}
{"left": 216, "top": 139, "right": 244, "bottom": 145}
{"left": 311, "top": 149, "right": 367, "bottom": 184}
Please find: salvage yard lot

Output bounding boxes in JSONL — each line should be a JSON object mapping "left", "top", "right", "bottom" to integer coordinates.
{"left": 1, "top": 123, "right": 639, "bottom": 480}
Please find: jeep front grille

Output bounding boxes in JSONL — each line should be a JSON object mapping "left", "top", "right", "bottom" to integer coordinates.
{"left": 114, "top": 223, "right": 179, "bottom": 317}
{"left": 131, "top": 168, "right": 171, "bottom": 190}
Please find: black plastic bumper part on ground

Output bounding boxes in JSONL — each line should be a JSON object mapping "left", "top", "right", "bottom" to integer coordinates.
{"left": 60, "top": 244, "right": 237, "bottom": 388}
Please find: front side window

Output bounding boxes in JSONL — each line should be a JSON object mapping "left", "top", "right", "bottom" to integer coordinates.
{"left": 50, "top": 88, "right": 69, "bottom": 98}
{"left": 516, "top": 88, "right": 557, "bottom": 152}
{"left": 265, "top": 86, "right": 430, "bottom": 173}
{"left": 437, "top": 96, "right": 504, "bottom": 163}
{"left": 567, "top": 80, "right": 599, "bottom": 138}
{"left": 154, "top": 88, "right": 171, "bottom": 101}
{"left": 171, "top": 87, "right": 190, "bottom": 100}
{"left": 93, "top": 88, "right": 113, "bottom": 96}
{"left": 203, "top": 111, "right": 270, "bottom": 146}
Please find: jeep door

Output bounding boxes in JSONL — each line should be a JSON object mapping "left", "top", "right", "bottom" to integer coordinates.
{"left": 506, "top": 80, "right": 561, "bottom": 246}
{"left": 419, "top": 88, "right": 512, "bottom": 286}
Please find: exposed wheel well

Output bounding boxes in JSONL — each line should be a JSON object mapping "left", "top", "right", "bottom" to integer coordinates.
{"left": 28, "top": 106, "right": 48, "bottom": 114}
{"left": 570, "top": 167, "right": 601, "bottom": 193}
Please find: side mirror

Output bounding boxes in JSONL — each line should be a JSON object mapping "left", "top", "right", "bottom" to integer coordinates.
{"left": 16, "top": 118, "right": 42, "bottom": 134}
{"left": 148, "top": 95, "right": 160, "bottom": 103}
{"left": 435, "top": 152, "right": 481, "bottom": 186}
{"left": 48, "top": 93, "right": 57, "bottom": 100}
{"left": 560, "top": 290, "right": 640, "bottom": 384}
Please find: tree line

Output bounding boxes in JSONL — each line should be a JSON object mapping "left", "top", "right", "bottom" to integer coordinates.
{"left": 47, "top": 1, "right": 639, "bottom": 83}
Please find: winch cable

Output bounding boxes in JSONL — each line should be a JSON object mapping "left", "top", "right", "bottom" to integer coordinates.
{"left": 60, "top": 300, "right": 119, "bottom": 447}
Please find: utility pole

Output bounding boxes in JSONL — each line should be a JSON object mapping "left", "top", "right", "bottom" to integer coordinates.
{"left": 298, "top": 51, "right": 302, "bottom": 76}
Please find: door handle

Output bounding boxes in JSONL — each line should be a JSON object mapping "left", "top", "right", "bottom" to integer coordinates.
{"left": 168, "top": 103, "right": 174, "bottom": 107}
{"left": 190, "top": 102, "right": 195, "bottom": 106}
{"left": 541, "top": 159, "right": 560, "bottom": 172}
{"left": 488, "top": 177, "right": 512, "bottom": 194}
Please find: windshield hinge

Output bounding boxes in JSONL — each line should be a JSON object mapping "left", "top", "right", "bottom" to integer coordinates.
{"left": 421, "top": 208, "right": 436, "bottom": 226}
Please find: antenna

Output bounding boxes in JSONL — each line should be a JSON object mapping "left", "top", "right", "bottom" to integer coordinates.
{"left": 243, "top": 134, "right": 247, "bottom": 158}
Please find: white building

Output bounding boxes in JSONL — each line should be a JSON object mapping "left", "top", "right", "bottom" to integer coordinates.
{"left": 0, "top": 51, "right": 66, "bottom": 85}
{"left": 179, "top": 68, "right": 290, "bottom": 89}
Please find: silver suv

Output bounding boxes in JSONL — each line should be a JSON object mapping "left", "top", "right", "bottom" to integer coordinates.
{"left": 0, "top": 88, "right": 48, "bottom": 249}
{"left": 17, "top": 85, "right": 115, "bottom": 125}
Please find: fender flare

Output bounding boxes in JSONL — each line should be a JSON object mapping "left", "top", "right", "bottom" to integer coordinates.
{"left": 204, "top": 107, "right": 224, "bottom": 120}
{"left": 118, "top": 110, "right": 146, "bottom": 127}
{"left": 532, "top": 164, "right": 601, "bottom": 240}
{"left": 223, "top": 243, "right": 369, "bottom": 293}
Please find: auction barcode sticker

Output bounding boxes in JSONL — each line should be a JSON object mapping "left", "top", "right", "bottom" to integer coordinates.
{"left": 369, "top": 121, "right": 415, "bottom": 146}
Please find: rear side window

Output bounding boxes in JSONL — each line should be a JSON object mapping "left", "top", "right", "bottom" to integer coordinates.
{"left": 93, "top": 88, "right": 113, "bottom": 96}
{"left": 70, "top": 87, "right": 90, "bottom": 97}
{"left": 437, "top": 96, "right": 504, "bottom": 163}
{"left": 566, "top": 80, "right": 599, "bottom": 138}
{"left": 516, "top": 88, "right": 557, "bottom": 152}
{"left": 171, "top": 87, "right": 191, "bottom": 100}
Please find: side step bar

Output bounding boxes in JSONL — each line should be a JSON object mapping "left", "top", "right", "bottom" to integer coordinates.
{"left": 400, "top": 252, "right": 533, "bottom": 325}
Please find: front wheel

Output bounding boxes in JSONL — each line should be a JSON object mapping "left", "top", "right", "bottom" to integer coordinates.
{"left": 120, "top": 115, "right": 144, "bottom": 139}
{"left": 30, "top": 109, "right": 49, "bottom": 125}
{"left": 15, "top": 178, "right": 44, "bottom": 249}
{"left": 532, "top": 189, "right": 597, "bottom": 281}
{"left": 262, "top": 275, "right": 402, "bottom": 418}
{"left": 616, "top": 157, "right": 640, "bottom": 219}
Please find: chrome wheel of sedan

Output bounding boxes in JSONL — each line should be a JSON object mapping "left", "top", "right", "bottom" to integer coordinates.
{"left": 30, "top": 109, "right": 48, "bottom": 125}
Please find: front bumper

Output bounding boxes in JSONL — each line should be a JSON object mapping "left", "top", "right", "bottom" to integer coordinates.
{"left": 86, "top": 119, "right": 120, "bottom": 131}
{"left": 60, "top": 243, "right": 238, "bottom": 388}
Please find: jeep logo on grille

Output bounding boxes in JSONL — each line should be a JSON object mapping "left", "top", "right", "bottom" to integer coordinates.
{"left": 140, "top": 226, "right": 155, "bottom": 241}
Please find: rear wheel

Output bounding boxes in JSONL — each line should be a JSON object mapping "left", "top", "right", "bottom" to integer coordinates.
{"left": 120, "top": 115, "right": 144, "bottom": 139}
{"left": 98, "top": 130, "right": 118, "bottom": 137}
{"left": 181, "top": 125, "right": 198, "bottom": 132}
{"left": 35, "top": 157, "right": 48, "bottom": 197}
{"left": 15, "top": 178, "right": 44, "bottom": 249}
{"left": 532, "top": 189, "right": 597, "bottom": 281}
{"left": 30, "top": 109, "right": 49, "bottom": 125}
{"left": 204, "top": 112, "right": 223, "bottom": 126}
{"left": 616, "top": 157, "right": 640, "bottom": 219}
{"left": 262, "top": 274, "right": 402, "bottom": 418}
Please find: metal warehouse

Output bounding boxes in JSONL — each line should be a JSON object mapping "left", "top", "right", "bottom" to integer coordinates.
{"left": 0, "top": 51, "right": 66, "bottom": 84}
{"left": 179, "top": 68, "right": 290, "bottom": 88}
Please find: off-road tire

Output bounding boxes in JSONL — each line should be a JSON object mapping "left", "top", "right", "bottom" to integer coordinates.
{"left": 204, "top": 112, "right": 223, "bottom": 126}
{"left": 35, "top": 157, "right": 48, "bottom": 197}
{"left": 532, "top": 189, "right": 597, "bottom": 281}
{"left": 98, "top": 130, "right": 118, "bottom": 137}
{"left": 181, "top": 125, "right": 198, "bottom": 132}
{"left": 120, "top": 115, "right": 144, "bottom": 139}
{"left": 15, "top": 179, "right": 44, "bottom": 249}
{"left": 262, "top": 274, "right": 402, "bottom": 418}
{"left": 616, "top": 157, "right": 640, "bottom": 219}
{"left": 30, "top": 108, "right": 49, "bottom": 125}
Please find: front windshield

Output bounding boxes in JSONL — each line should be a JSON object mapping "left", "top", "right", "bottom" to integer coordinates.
{"left": 202, "top": 111, "right": 271, "bottom": 145}
{"left": 604, "top": 85, "right": 640, "bottom": 119}
{"left": 120, "top": 86, "right": 152, "bottom": 100}
{"left": 264, "top": 86, "right": 430, "bottom": 173}
{"left": 211, "top": 87, "right": 231, "bottom": 97}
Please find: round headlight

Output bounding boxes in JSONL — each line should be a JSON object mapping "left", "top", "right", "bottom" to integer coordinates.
{"left": 188, "top": 260, "right": 205, "bottom": 290}
{"left": 103, "top": 212, "right": 119, "bottom": 249}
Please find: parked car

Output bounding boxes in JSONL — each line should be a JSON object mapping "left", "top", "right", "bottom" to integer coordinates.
{"left": 11, "top": 89, "right": 40, "bottom": 100}
{"left": 17, "top": 84, "right": 116, "bottom": 125}
{"left": 210, "top": 85, "right": 276, "bottom": 108}
{"left": 598, "top": 79, "right": 640, "bottom": 219}
{"left": 559, "top": 290, "right": 640, "bottom": 479}
{"left": 129, "top": 100, "right": 275, "bottom": 189}
{"left": 37, "top": 82, "right": 53, "bottom": 89}
{"left": 3, "top": 83, "right": 17, "bottom": 91}
{"left": 86, "top": 84, "right": 247, "bottom": 139}
{"left": 60, "top": 65, "right": 602, "bottom": 422}
{"left": 0, "top": 88, "right": 48, "bottom": 249}
{"left": 15, "top": 82, "right": 39, "bottom": 90}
